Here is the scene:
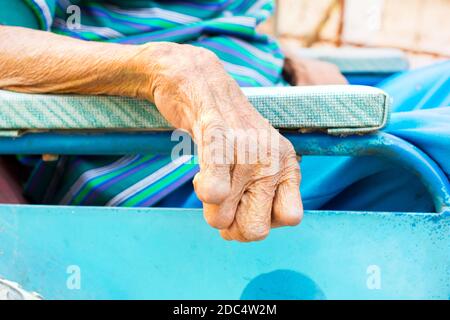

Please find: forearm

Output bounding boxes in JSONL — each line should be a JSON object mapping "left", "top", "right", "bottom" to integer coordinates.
{"left": 0, "top": 26, "right": 151, "bottom": 98}
{"left": 0, "top": 26, "right": 226, "bottom": 130}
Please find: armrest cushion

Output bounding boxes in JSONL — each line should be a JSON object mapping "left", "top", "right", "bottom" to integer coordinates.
{"left": 0, "top": 85, "right": 390, "bottom": 136}
{"left": 295, "top": 48, "right": 409, "bottom": 74}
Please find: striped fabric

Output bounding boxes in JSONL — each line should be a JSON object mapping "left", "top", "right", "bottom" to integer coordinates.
{"left": 23, "top": 0, "right": 56, "bottom": 30}
{"left": 18, "top": 0, "right": 287, "bottom": 206}
{"left": 48, "top": 0, "right": 286, "bottom": 87}
{"left": 25, "top": 154, "right": 199, "bottom": 205}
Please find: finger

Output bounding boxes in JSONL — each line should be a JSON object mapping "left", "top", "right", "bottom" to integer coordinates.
{"left": 221, "top": 182, "right": 275, "bottom": 242}
{"left": 193, "top": 163, "right": 230, "bottom": 205}
{"left": 203, "top": 200, "right": 236, "bottom": 230}
{"left": 272, "top": 156, "right": 303, "bottom": 228}
{"left": 220, "top": 218, "right": 251, "bottom": 242}
{"left": 192, "top": 111, "right": 233, "bottom": 205}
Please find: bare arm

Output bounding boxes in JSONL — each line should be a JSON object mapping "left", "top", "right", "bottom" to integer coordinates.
{"left": 0, "top": 26, "right": 154, "bottom": 97}
{"left": 0, "top": 26, "right": 303, "bottom": 242}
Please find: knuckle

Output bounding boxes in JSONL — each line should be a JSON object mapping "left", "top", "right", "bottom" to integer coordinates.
{"left": 197, "top": 123, "right": 233, "bottom": 166}
{"left": 280, "top": 137, "right": 296, "bottom": 155}
{"left": 202, "top": 117, "right": 228, "bottom": 137}
{"left": 285, "top": 167, "right": 301, "bottom": 186}
{"left": 285, "top": 209, "right": 303, "bottom": 226}
{"left": 193, "top": 47, "right": 220, "bottom": 63}
{"left": 220, "top": 230, "right": 233, "bottom": 241}
{"left": 194, "top": 173, "right": 230, "bottom": 204}
{"left": 281, "top": 147, "right": 301, "bottom": 176}
{"left": 204, "top": 214, "right": 230, "bottom": 230}
{"left": 179, "top": 45, "right": 220, "bottom": 68}
{"left": 287, "top": 154, "right": 301, "bottom": 171}
{"left": 195, "top": 186, "right": 219, "bottom": 204}
{"left": 238, "top": 218, "right": 270, "bottom": 241}
{"left": 157, "top": 44, "right": 218, "bottom": 74}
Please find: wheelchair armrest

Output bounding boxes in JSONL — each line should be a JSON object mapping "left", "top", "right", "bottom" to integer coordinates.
{"left": 0, "top": 85, "right": 390, "bottom": 136}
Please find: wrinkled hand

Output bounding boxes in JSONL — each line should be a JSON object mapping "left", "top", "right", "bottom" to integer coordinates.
{"left": 0, "top": 26, "right": 302, "bottom": 242}
{"left": 140, "top": 43, "right": 303, "bottom": 241}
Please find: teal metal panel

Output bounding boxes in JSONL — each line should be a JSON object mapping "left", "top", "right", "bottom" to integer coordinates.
{"left": 0, "top": 205, "right": 448, "bottom": 300}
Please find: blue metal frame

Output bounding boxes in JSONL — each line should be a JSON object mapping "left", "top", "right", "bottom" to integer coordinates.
{"left": 0, "top": 131, "right": 448, "bottom": 213}
{"left": 0, "top": 130, "right": 449, "bottom": 300}
{"left": 345, "top": 73, "right": 396, "bottom": 86}
{"left": 286, "top": 132, "right": 450, "bottom": 214}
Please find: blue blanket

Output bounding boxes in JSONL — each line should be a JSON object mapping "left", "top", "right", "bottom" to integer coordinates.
{"left": 301, "top": 61, "right": 450, "bottom": 212}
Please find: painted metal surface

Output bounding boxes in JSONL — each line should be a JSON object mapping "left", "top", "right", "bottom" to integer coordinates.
{"left": 0, "top": 278, "right": 42, "bottom": 300}
{"left": 0, "top": 131, "right": 448, "bottom": 299}
{"left": 0, "top": 205, "right": 448, "bottom": 300}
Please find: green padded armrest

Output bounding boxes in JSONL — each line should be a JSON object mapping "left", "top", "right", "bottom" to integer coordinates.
{"left": 0, "top": 85, "right": 390, "bottom": 136}
{"left": 296, "top": 48, "right": 409, "bottom": 74}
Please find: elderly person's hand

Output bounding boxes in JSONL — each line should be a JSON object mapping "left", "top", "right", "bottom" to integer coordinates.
{"left": 139, "top": 43, "right": 303, "bottom": 241}
{"left": 0, "top": 27, "right": 302, "bottom": 242}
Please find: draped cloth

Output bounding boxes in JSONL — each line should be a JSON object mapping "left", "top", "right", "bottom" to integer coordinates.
{"left": 298, "top": 61, "right": 450, "bottom": 212}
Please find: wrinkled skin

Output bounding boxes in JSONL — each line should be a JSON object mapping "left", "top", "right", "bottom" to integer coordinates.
{"left": 140, "top": 43, "right": 303, "bottom": 241}
{"left": 0, "top": 27, "right": 344, "bottom": 241}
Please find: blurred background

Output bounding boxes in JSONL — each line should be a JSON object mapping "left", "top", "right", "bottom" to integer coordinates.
{"left": 259, "top": 0, "right": 450, "bottom": 68}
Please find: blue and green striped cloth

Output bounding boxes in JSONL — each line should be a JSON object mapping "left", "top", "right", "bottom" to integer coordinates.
{"left": 23, "top": 0, "right": 286, "bottom": 87}
{"left": 4, "top": 0, "right": 287, "bottom": 206}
